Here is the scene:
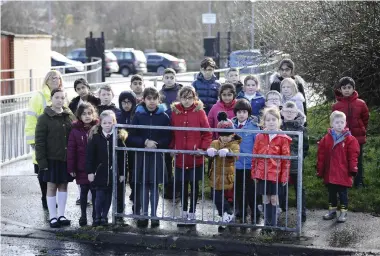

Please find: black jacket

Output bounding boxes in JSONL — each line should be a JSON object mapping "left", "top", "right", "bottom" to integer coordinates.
{"left": 86, "top": 126, "right": 127, "bottom": 188}
{"left": 97, "top": 103, "right": 121, "bottom": 116}
{"left": 68, "top": 94, "right": 100, "bottom": 115}
{"left": 234, "top": 81, "right": 244, "bottom": 95}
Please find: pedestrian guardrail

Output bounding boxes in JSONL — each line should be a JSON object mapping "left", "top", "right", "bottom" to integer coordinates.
{"left": 112, "top": 124, "right": 304, "bottom": 236}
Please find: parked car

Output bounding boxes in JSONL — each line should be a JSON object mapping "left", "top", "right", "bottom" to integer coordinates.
{"left": 66, "top": 48, "right": 119, "bottom": 77}
{"left": 51, "top": 51, "right": 84, "bottom": 73}
{"left": 228, "top": 49, "right": 265, "bottom": 74}
{"left": 145, "top": 52, "right": 187, "bottom": 75}
{"left": 110, "top": 48, "right": 147, "bottom": 77}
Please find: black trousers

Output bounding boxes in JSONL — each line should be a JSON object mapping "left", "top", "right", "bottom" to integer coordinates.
{"left": 354, "top": 144, "right": 364, "bottom": 186}
{"left": 327, "top": 184, "right": 348, "bottom": 208}
{"left": 235, "top": 169, "right": 261, "bottom": 219}
{"left": 80, "top": 184, "right": 96, "bottom": 220}
{"left": 279, "top": 173, "right": 306, "bottom": 216}
{"left": 34, "top": 164, "right": 47, "bottom": 200}
{"left": 180, "top": 180, "right": 199, "bottom": 213}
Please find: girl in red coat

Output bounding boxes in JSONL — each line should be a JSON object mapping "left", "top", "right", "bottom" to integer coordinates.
{"left": 317, "top": 111, "right": 360, "bottom": 223}
{"left": 251, "top": 107, "right": 291, "bottom": 228}
{"left": 171, "top": 86, "right": 212, "bottom": 224}
{"left": 67, "top": 103, "right": 99, "bottom": 226}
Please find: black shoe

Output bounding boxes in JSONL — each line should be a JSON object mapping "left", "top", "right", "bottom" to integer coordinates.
{"left": 151, "top": 219, "right": 160, "bottom": 228}
{"left": 58, "top": 216, "right": 71, "bottom": 226}
{"left": 42, "top": 197, "right": 48, "bottom": 210}
{"left": 79, "top": 217, "right": 87, "bottom": 227}
{"left": 302, "top": 214, "right": 307, "bottom": 223}
{"left": 92, "top": 218, "right": 101, "bottom": 227}
{"left": 49, "top": 218, "right": 60, "bottom": 228}
{"left": 76, "top": 199, "right": 81, "bottom": 205}
{"left": 101, "top": 218, "right": 108, "bottom": 226}
{"left": 137, "top": 219, "right": 149, "bottom": 228}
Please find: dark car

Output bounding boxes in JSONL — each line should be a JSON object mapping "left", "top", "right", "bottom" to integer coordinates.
{"left": 51, "top": 51, "right": 84, "bottom": 73}
{"left": 145, "top": 53, "right": 187, "bottom": 75}
{"left": 66, "top": 48, "right": 119, "bottom": 77}
{"left": 110, "top": 48, "right": 147, "bottom": 77}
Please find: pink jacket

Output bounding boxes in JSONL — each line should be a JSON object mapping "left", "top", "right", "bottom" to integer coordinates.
{"left": 208, "top": 100, "right": 236, "bottom": 138}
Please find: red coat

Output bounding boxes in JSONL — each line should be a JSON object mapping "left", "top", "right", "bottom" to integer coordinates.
{"left": 332, "top": 90, "right": 369, "bottom": 144}
{"left": 67, "top": 120, "right": 98, "bottom": 184}
{"left": 317, "top": 128, "right": 360, "bottom": 187}
{"left": 170, "top": 101, "right": 212, "bottom": 169}
{"left": 208, "top": 100, "right": 236, "bottom": 139}
{"left": 251, "top": 133, "right": 292, "bottom": 183}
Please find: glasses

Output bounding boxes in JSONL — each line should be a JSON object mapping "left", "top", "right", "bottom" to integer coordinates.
{"left": 282, "top": 110, "right": 298, "bottom": 115}
{"left": 267, "top": 98, "right": 280, "bottom": 102}
{"left": 122, "top": 100, "right": 132, "bottom": 105}
{"left": 280, "top": 68, "right": 291, "bottom": 72}
{"left": 181, "top": 97, "right": 194, "bottom": 101}
{"left": 132, "top": 81, "right": 143, "bottom": 85}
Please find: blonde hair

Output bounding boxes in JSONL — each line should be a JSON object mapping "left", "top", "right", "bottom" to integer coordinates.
{"left": 244, "top": 75, "right": 260, "bottom": 89}
{"left": 43, "top": 70, "right": 63, "bottom": 89}
{"left": 99, "top": 84, "right": 114, "bottom": 96}
{"left": 280, "top": 78, "right": 298, "bottom": 97}
{"left": 99, "top": 110, "right": 117, "bottom": 123}
{"left": 260, "top": 107, "right": 281, "bottom": 129}
{"left": 330, "top": 110, "right": 346, "bottom": 125}
{"left": 265, "top": 90, "right": 282, "bottom": 101}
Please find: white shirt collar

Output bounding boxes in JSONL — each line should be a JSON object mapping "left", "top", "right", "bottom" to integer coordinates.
{"left": 102, "top": 130, "right": 112, "bottom": 138}
{"left": 238, "top": 120, "right": 247, "bottom": 126}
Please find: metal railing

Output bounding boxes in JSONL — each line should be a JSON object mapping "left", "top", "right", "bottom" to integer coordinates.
{"left": 112, "top": 124, "right": 304, "bottom": 236}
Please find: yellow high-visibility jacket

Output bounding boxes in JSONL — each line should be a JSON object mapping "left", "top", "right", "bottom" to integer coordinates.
{"left": 25, "top": 85, "right": 51, "bottom": 164}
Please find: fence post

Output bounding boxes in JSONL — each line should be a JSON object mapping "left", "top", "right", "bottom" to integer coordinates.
{"left": 112, "top": 126, "right": 118, "bottom": 224}
{"left": 29, "top": 69, "right": 33, "bottom": 92}
{"left": 154, "top": 78, "right": 157, "bottom": 88}
{"left": 296, "top": 131, "right": 304, "bottom": 237}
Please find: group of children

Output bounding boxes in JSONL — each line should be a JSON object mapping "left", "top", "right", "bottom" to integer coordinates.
{"left": 33, "top": 57, "right": 369, "bottom": 230}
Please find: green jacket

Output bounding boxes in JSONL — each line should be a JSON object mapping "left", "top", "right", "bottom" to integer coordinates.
{"left": 35, "top": 106, "right": 76, "bottom": 169}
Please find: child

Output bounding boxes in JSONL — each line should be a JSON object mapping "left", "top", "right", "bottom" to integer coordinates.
{"left": 225, "top": 68, "right": 243, "bottom": 95}
{"left": 68, "top": 78, "right": 100, "bottom": 206}
{"left": 130, "top": 74, "right": 145, "bottom": 104}
{"left": 86, "top": 110, "right": 127, "bottom": 227}
{"left": 67, "top": 103, "right": 99, "bottom": 226}
{"left": 97, "top": 84, "right": 120, "bottom": 115}
{"left": 270, "top": 59, "right": 307, "bottom": 115}
{"left": 280, "top": 78, "right": 306, "bottom": 115}
{"left": 332, "top": 77, "right": 369, "bottom": 188}
{"left": 231, "top": 99, "right": 261, "bottom": 224}
{"left": 171, "top": 86, "right": 212, "bottom": 224}
{"left": 317, "top": 111, "right": 360, "bottom": 223}
{"left": 237, "top": 75, "right": 265, "bottom": 118}
{"left": 251, "top": 107, "right": 291, "bottom": 228}
{"left": 280, "top": 101, "right": 309, "bottom": 222}
{"left": 35, "top": 88, "right": 76, "bottom": 228}
{"left": 208, "top": 83, "right": 237, "bottom": 139}
{"left": 207, "top": 112, "right": 241, "bottom": 228}
{"left": 128, "top": 87, "right": 172, "bottom": 228}
{"left": 192, "top": 57, "right": 221, "bottom": 114}
{"left": 68, "top": 78, "right": 100, "bottom": 114}
{"left": 265, "top": 90, "right": 282, "bottom": 109}
{"left": 159, "top": 68, "right": 183, "bottom": 198}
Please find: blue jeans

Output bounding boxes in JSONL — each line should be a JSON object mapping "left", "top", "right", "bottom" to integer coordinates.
{"left": 95, "top": 187, "right": 112, "bottom": 219}
{"left": 327, "top": 184, "right": 348, "bottom": 208}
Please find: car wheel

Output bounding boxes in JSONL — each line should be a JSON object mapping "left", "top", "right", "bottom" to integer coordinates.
{"left": 121, "top": 67, "right": 130, "bottom": 77}
{"left": 156, "top": 66, "right": 165, "bottom": 76}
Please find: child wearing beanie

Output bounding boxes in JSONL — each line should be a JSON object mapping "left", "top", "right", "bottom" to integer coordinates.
{"left": 207, "top": 111, "right": 242, "bottom": 230}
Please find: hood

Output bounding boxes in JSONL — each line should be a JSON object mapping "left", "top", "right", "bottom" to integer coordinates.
{"left": 270, "top": 72, "right": 306, "bottom": 87}
{"left": 44, "top": 106, "right": 72, "bottom": 117}
{"left": 285, "top": 92, "right": 305, "bottom": 103}
{"left": 118, "top": 90, "right": 137, "bottom": 113}
{"left": 135, "top": 103, "right": 166, "bottom": 115}
{"left": 328, "top": 128, "right": 351, "bottom": 146}
{"left": 72, "top": 119, "right": 99, "bottom": 130}
{"left": 196, "top": 72, "right": 217, "bottom": 84}
{"left": 161, "top": 83, "right": 183, "bottom": 92}
{"left": 334, "top": 90, "right": 359, "bottom": 102}
{"left": 219, "top": 134, "right": 243, "bottom": 147}
{"left": 232, "top": 115, "right": 259, "bottom": 126}
{"left": 171, "top": 100, "right": 204, "bottom": 114}
{"left": 88, "top": 124, "right": 128, "bottom": 142}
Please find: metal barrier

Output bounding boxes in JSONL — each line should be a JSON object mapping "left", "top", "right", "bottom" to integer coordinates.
{"left": 112, "top": 124, "right": 304, "bottom": 236}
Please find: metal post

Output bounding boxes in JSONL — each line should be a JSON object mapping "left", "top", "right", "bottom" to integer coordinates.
{"left": 29, "top": 69, "right": 33, "bottom": 92}
{"left": 112, "top": 126, "right": 118, "bottom": 224}
{"left": 296, "top": 131, "right": 304, "bottom": 237}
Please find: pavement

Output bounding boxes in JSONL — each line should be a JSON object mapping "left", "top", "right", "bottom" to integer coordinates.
{"left": 2, "top": 158, "right": 380, "bottom": 256}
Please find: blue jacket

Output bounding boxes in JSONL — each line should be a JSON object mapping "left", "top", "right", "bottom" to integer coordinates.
{"left": 232, "top": 116, "right": 260, "bottom": 170}
{"left": 236, "top": 91, "right": 265, "bottom": 117}
{"left": 159, "top": 83, "right": 183, "bottom": 117}
{"left": 127, "top": 103, "right": 171, "bottom": 184}
{"left": 192, "top": 73, "right": 221, "bottom": 114}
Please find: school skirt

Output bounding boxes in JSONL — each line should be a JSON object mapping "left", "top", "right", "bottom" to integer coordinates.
{"left": 40, "top": 160, "right": 74, "bottom": 184}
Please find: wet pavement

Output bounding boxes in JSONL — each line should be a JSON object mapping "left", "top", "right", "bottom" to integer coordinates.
{"left": 2, "top": 159, "right": 380, "bottom": 255}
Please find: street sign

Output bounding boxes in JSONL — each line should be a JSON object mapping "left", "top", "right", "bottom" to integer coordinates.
{"left": 202, "top": 13, "right": 216, "bottom": 24}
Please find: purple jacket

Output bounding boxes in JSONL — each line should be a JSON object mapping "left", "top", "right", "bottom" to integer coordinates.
{"left": 67, "top": 120, "right": 98, "bottom": 184}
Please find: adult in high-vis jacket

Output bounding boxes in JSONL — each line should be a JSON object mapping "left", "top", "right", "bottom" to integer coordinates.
{"left": 25, "top": 70, "right": 63, "bottom": 209}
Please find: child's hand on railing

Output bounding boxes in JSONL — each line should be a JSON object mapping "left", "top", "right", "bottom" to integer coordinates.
{"left": 218, "top": 148, "right": 229, "bottom": 157}
{"left": 207, "top": 148, "right": 217, "bottom": 157}
{"left": 145, "top": 139, "right": 157, "bottom": 149}
{"left": 70, "top": 172, "right": 76, "bottom": 177}
{"left": 88, "top": 174, "right": 95, "bottom": 182}
{"left": 119, "top": 176, "right": 125, "bottom": 182}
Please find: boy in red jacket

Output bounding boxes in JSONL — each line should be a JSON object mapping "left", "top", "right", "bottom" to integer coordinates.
{"left": 332, "top": 77, "right": 369, "bottom": 188}
{"left": 317, "top": 111, "right": 360, "bottom": 223}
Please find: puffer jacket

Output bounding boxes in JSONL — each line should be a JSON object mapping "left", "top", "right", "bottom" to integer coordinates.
{"left": 281, "top": 120, "right": 309, "bottom": 174}
{"left": 251, "top": 133, "right": 292, "bottom": 183}
{"left": 35, "top": 106, "right": 76, "bottom": 170}
{"left": 232, "top": 116, "right": 260, "bottom": 170}
{"left": 97, "top": 103, "right": 121, "bottom": 116}
{"left": 86, "top": 126, "right": 127, "bottom": 188}
{"left": 159, "top": 83, "right": 183, "bottom": 117}
{"left": 317, "top": 128, "right": 360, "bottom": 187}
{"left": 209, "top": 135, "right": 242, "bottom": 190}
{"left": 170, "top": 101, "right": 213, "bottom": 169}
{"left": 282, "top": 92, "right": 306, "bottom": 114}
{"left": 67, "top": 120, "right": 99, "bottom": 184}
{"left": 332, "top": 90, "right": 369, "bottom": 144}
{"left": 192, "top": 72, "right": 221, "bottom": 114}
{"left": 236, "top": 91, "right": 266, "bottom": 117}
{"left": 270, "top": 73, "right": 307, "bottom": 116}
{"left": 208, "top": 100, "right": 237, "bottom": 139}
